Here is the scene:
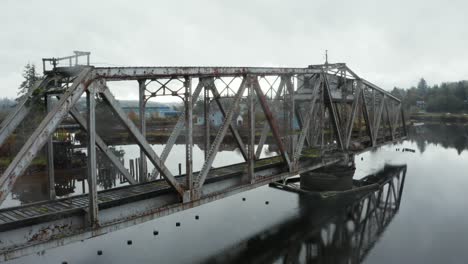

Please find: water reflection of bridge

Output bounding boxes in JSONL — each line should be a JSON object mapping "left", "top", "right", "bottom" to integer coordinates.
{"left": 204, "top": 165, "right": 407, "bottom": 264}
{"left": 9, "top": 141, "right": 253, "bottom": 206}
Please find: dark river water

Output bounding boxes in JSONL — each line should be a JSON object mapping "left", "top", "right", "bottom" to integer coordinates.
{"left": 4, "top": 123, "right": 468, "bottom": 263}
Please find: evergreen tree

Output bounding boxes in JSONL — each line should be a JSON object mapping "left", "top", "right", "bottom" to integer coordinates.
{"left": 417, "top": 78, "right": 428, "bottom": 94}
{"left": 18, "top": 63, "right": 40, "bottom": 99}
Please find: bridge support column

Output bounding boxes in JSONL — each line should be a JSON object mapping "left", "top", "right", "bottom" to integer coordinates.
{"left": 45, "top": 95, "right": 56, "bottom": 200}
{"left": 138, "top": 79, "right": 147, "bottom": 182}
{"left": 300, "top": 153, "right": 355, "bottom": 192}
{"left": 285, "top": 76, "right": 296, "bottom": 170}
{"left": 185, "top": 76, "right": 193, "bottom": 191}
{"left": 247, "top": 76, "right": 255, "bottom": 183}
{"left": 86, "top": 84, "right": 98, "bottom": 227}
{"left": 204, "top": 86, "right": 210, "bottom": 160}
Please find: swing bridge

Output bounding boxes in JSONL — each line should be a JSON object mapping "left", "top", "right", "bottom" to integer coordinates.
{"left": 0, "top": 52, "right": 406, "bottom": 260}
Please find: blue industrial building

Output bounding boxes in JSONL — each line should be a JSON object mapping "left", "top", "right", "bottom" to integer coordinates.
{"left": 122, "top": 106, "right": 180, "bottom": 118}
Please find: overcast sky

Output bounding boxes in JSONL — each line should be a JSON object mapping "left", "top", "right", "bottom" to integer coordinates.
{"left": 1, "top": 0, "right": 467, "bottom": 100}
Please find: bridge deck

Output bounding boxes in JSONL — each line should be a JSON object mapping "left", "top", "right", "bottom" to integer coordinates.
{"left": 0, "top": 154, "right": 304, "bottom": 232}
{"left": 0, "top": 135, "right": 400, "bottom": 234}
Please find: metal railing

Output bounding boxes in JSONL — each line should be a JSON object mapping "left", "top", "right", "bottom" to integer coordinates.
{"left": 42, "top": 51, "right": 90, "bottom": 73}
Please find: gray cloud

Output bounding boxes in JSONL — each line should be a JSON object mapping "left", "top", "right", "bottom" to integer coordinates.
{"left": 1, "top": 0, "right": 467, "bottom": 99}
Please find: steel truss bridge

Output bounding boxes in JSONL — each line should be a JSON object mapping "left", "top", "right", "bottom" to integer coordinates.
{"left": 0, "top": 52, "right": 406, "bottom": 260}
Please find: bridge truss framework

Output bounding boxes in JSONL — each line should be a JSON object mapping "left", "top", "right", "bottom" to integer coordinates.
{"left": 0, "top": 53, "right": 406, "bottom": 259}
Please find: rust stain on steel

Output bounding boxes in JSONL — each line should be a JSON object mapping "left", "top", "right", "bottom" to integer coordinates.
{"left": 28, "top": 224, "right": 72, "bottom": 243}
{"left": 253, "top": 79, "right": 287, "bottom": 156}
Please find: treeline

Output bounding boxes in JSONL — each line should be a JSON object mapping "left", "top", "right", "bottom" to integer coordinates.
{"left": 391, "top": 78, "right": 468, "bottom": 113}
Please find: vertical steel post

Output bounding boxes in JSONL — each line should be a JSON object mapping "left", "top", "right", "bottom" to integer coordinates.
{"left": 293, "top": 76, "right": 321, "bottom": 161}
{"left": 401, "top": 106, "right": 407, "bottom": 136}
{"left": 247, "top": 76, "right": 255, "bottom": 183}
{"left": 320, "top": 84, "right": 325, "bottom": 156}
{"left": 204, "top": 86, "right": 210, "bottom": 160}
{"left": 151, "top": 80, "right": 206, "bottom": 179}
{"left": 385, "top": 101, "right": 394, "bottom": 140}
{"left": 282, "top": 77, "right": 289, "bottom": 155}
{"left": 295, "top": 107, "right": 308, "bottom": 147}
{"left": 373, "top": 94, "right": 386, "bottom": 146}
{"left": 253, "top": 79, "right": 291, "bottom": 168}
{"left": 286, "top": 77, "right": 295, "bottom": 167}
{"left": 45, "top": 95, "right": 56, "bottom": 200}
{"left": 372, "top": 89, "right": 376, "bottom": 129}
{"left": 358, "top": 101, "right": 363, "bottom": 139}
{"left": 344, "top": 82, "right": 362, "bottom": 149}
{"left": 209, "top": 81, "right": 249, "bottom": 161}
{"left": 196, "top": 78, "right": 247, "bottom": 188}
{"left": 255, "top": 79, "right": 285, "bottom": 159}
{"left": 361, "top": 88, "right": 375, "bottom": 146}
{"left": 138, "top": 79, "right": 147, "bottom": 182}
{"left": 86, "top": 85, "right": 98, "bottom": 226}
{"left": 323, "top": 71, "right": 344, "bottom": 150}
{"left": 185, "top": 76, "right": 193, "bottom": 192}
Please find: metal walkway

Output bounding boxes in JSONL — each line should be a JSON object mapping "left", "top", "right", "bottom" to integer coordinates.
{"left": 0, "top": 155, "right": 285, "bottom": 232}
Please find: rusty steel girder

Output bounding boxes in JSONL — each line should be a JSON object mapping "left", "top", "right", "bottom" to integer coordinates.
{"left": 0, "top": 53, "right": 407, "bottom": 260}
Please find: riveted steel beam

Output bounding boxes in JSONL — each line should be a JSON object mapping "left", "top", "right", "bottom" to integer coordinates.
{"left": 247, "top": 76, "right": 255, "bottom": 183}
{"left": 361, "top": 79, "right": 401, "bottom": 103}
{"left": 400, "top": 106, "right": 407, "bottom": 136}
{"left": 207, "top": 79, "right": 248, "bottom": 161}
{"left": 204, "top": 87, "right": 210, "bottom": 160}
{"left": 0, "top": 67, "right": 92, "bottom": 205}
{"left": 323, "top": 71, "right": 344, "bottom": 150}
{"left": 345, "top": 82, "right": 362, "bottom": 149}
{"left": 185, "top": 76, "right": 193, "bottom": 192}
{"left": 68, "top": 107, "right": 137, "bottom": 185}
{"left": 86, "top": 85, "right": 98, "bottom": 226}
{"left": 361, "top": 88, "right": 375, "bottom": 146}
{"left": 0, "top": 77, "right": 50, "bottom": 147}
{"left": 196, "top": 78, "right": 247, "bottom": 188}
{"left": 100, "top": 87, "right": 185, "bottom": 197}
{"left": 253, "top": 78, "right": 291, "bottom": 169}
{"left": 284, "top": 76, "right": 296, "bottom": 165}
{"left": 384, "top": 99, "right": 394, "bottom": 140}
{"left": 255, "top": 79, "right": 285, "bottom": 159}
{"left": 293, "top": 75, "right": 322, "bottom": 161}
{"left": 151, "top": 78, "right": 207, "bottom": 179}
{"left": 94, "top": 67, "right": 323, "bottom": 80}
{"left": 373, "top": 95, "right": 386, "bottom": 146}
{"left": 391, "top": 104, "right": 401, "bottom": 138}
{"left": 45, "top": 95, "right": 56, "bottom": 200}
{"left": 294, "top": 105, "right": 310, "bottom": 148}
{"left": 138, "top": 79, "right": 147, "bottom": 182}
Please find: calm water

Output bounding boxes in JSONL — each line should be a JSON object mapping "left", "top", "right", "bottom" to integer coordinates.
{"left": 0, "top": 143, "right": 278, "bottom": 209}
{"left": 4, "top": 123, "right": 468, "bottom": 263}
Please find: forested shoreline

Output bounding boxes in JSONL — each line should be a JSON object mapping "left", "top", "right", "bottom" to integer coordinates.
{"left": 391, "top": 78, "right": 468, "bottom": 113}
